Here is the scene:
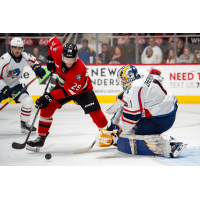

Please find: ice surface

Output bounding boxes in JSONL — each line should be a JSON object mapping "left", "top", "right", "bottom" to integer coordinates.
{"left": 0, "top": 104, "right": 200, "bottom": 166}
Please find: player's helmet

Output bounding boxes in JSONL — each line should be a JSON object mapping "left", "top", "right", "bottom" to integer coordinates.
{"left": 10, "top": 37, "right": 24, "bottom": 53}
{"left": 62, "top": 43, "right": 78, "bottom": 62}
{"left": 117, "top": 65, "right": 138, "bottom": 91}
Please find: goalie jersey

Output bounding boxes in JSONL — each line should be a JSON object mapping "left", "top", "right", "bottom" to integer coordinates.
{"left": 118, "top": 70, "right": 177, "bottom": 133}
{"left": 0, "top": 52, "right": 40, "bottom": 92}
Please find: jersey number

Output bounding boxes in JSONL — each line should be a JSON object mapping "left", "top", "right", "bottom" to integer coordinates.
{"left": 71, "top": 83, "right": 81, "bottom": 91}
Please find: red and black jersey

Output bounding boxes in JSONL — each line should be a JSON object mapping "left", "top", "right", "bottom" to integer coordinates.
{"left": 48, "top": 37, "right": 93, "bottom": 99}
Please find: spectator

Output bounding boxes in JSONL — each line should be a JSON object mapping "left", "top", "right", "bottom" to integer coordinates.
{"left": 177, "top": 46, "right": 195, "bottom": 63}
{"left": 33, "top": 33, "right": 49, "bottom": 58}
{"left": 120, "top": 35, "right": 142, "bottom": 64}
{"left": 142, "top": 47, "right": 157, "bottom": 64}
{"left": 109, "top": 46, "right": 126, "bottom": 64}
{"left": 110, "top": 33, "right": 121, "bottom": 46}
{"left": 141, "top": 37, "right": 163, "bottom": 63}
{"left": 78, "top": 39, "right": 96, "bottom": 64}
{"left": 193, "top": 46, "right": 200, "bottom": 63}
{"left": 98, "top": 43, "right": 111, "bottom": 64}
{"left": 177, "top": 39, "right": 184, "bottom": 57}
{"left": 32, "top": 47, "right": 47, "bottom": 64}
{"left": 163, "top": 40, "right": 174, "bottom": 63}
{"left": 193, "top": 45, "right": 200, "bottom": 55}
{"left": 166, "top": 49, "right": 176, "bottom": 64}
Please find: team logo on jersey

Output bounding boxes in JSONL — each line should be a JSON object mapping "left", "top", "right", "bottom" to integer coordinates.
{"left": 75, "top": 74, "right": 81, "bottom": 81}
{"left": 7, "top": 68, "right": 21, "bottom": 78}
{"left": 0, "top": 57, "right": 4, "bottom": 61}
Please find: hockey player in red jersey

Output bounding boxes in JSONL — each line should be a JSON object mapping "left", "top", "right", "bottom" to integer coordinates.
{"left": 26, "top": 37, "right": 108, "bottom": 151}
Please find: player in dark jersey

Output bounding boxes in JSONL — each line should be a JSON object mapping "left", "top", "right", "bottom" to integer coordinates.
{"left": 26, "top": 37, "right": 108, "bottom": 151}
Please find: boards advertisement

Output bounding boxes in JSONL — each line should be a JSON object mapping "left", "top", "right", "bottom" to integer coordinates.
{"left": 1, "top": 64, "right": 200, "bottom": 104}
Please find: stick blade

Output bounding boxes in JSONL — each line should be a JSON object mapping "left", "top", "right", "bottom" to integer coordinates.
{"left": 12, "top": 142, "right": 26, "bottom": 150}
{"left": 73, "top": 146, "right": 92, "bottom": 154}
{"left": 73, "top": 141, "right": 96, "bottom": 154}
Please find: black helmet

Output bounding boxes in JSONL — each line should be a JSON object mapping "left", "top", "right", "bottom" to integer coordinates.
{"left": 63, "top": 43, "right": 78, "bottom": 58}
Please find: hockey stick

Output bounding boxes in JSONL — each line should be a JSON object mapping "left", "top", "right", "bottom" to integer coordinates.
{"left": 73, "top": 140, "right": 96, "bottom": 154}
{"left": 0, "top": 76, "right": 39, "bottom": 111}
{"left": 73, "top": 106, "right": 124, "bottom": 154}
{"left": 12, "top": 73, "right": 53, "bottom": 150}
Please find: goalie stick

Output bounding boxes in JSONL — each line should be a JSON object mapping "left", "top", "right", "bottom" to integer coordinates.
{"left": 12, "top": 73, "right": 53, "bottom": 150}
{"left": 73, "top": 106, "right": 123, "bottom": 154}
{"left": 73, "top": 140, "right": 96, "bottom": 154}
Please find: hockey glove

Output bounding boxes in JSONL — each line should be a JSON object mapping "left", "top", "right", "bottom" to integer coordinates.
{"left": 47, "top": 56, "right": 56, "bottom": 73}
{"left": 95, "top": 123, "right": 122, "bottom": 147}
{"left": 2, "top": 86, "right": 13, "bottom": 98}
{"left": 32, "top": 65, "right": 46, "bottom": 79}
{"left": 35, "top": 92, "right": 54, "bottom": 109}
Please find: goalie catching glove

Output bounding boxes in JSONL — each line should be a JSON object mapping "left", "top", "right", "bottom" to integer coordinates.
{"left": 35, "top": 92, "right": 54, "bottom": 109}
{"left": 95, "top": 122, "right": 122, "bottom": 147}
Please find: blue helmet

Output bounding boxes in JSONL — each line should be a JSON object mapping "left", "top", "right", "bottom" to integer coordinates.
{"left": 117, "top": 65, "right": 138, "bottom": 90}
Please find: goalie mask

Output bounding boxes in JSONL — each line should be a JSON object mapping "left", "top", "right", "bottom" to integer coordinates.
{"left": 117, "top": 65, "right": 139, "bottom": 91}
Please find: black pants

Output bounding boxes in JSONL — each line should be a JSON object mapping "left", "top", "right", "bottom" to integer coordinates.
{"left": 52, "top": 85, "right": 101, "bottom": 114}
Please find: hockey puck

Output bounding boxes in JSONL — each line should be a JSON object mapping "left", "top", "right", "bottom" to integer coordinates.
{"left": 45, "top": 153, "right": 52, "bottom": 160}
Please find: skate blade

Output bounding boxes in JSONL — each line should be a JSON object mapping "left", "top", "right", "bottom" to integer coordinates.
{"left": 170, "top": 143, "right": 188, "bottom": 158}
{"left": 26, "top": 145, "right": 41, "bottom": 152}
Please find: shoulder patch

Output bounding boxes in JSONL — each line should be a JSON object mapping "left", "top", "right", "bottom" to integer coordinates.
{"left": 75, "top": 74, "right": 81, "bottom": 81}
{"left": 53, "top": 47, "right": 58, "bottom": 52}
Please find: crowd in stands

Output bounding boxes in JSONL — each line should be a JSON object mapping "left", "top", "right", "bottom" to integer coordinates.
{"left": 1, "top": 33, "right": 200, "bottom": 64}
{"left": 0, "top": 33, "right": 66, "bottom": 63}
{"left": 78, "top": 33, "right": 200, "bottom": 64}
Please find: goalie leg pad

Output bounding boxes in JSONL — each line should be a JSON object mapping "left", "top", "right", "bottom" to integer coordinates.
{"left": 117, "top": 134, "right": 187, "bottom": 157}
{"left": 117, "top": 136, "right": 159, "bottom": 156}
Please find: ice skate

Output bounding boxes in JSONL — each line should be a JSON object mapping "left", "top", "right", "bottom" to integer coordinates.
{"left": 170, "top": 137, "right": 188, "bottom": 158}
{"left": 26, "top": 133, "right": 49, "bottom": 152}
{"left": 21, "top": 121, "right": 37, "bottom": 134}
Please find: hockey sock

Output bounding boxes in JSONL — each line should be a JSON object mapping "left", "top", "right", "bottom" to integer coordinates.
{"left": 18, "top": 94, "right": 33, "bottom": 122}
{"left": 89, "top": 110, "right": 108, "bottom": 130}
{"left": 38, "top": 100, "right": 61, "bottom": 137}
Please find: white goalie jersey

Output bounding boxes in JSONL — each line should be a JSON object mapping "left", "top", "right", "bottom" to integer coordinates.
{"left": 118, "top": 69, "right": 177, "bottom": 133}
{"left": 0, "top": 52, "right": 40, "bottom": 92}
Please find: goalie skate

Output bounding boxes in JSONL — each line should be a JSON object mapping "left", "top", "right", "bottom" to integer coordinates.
{"left": 170, "top": 141, "right": 188, "bottom": 158}
{"left": 21, "top": 121, "right": 37, "bottom": 134}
